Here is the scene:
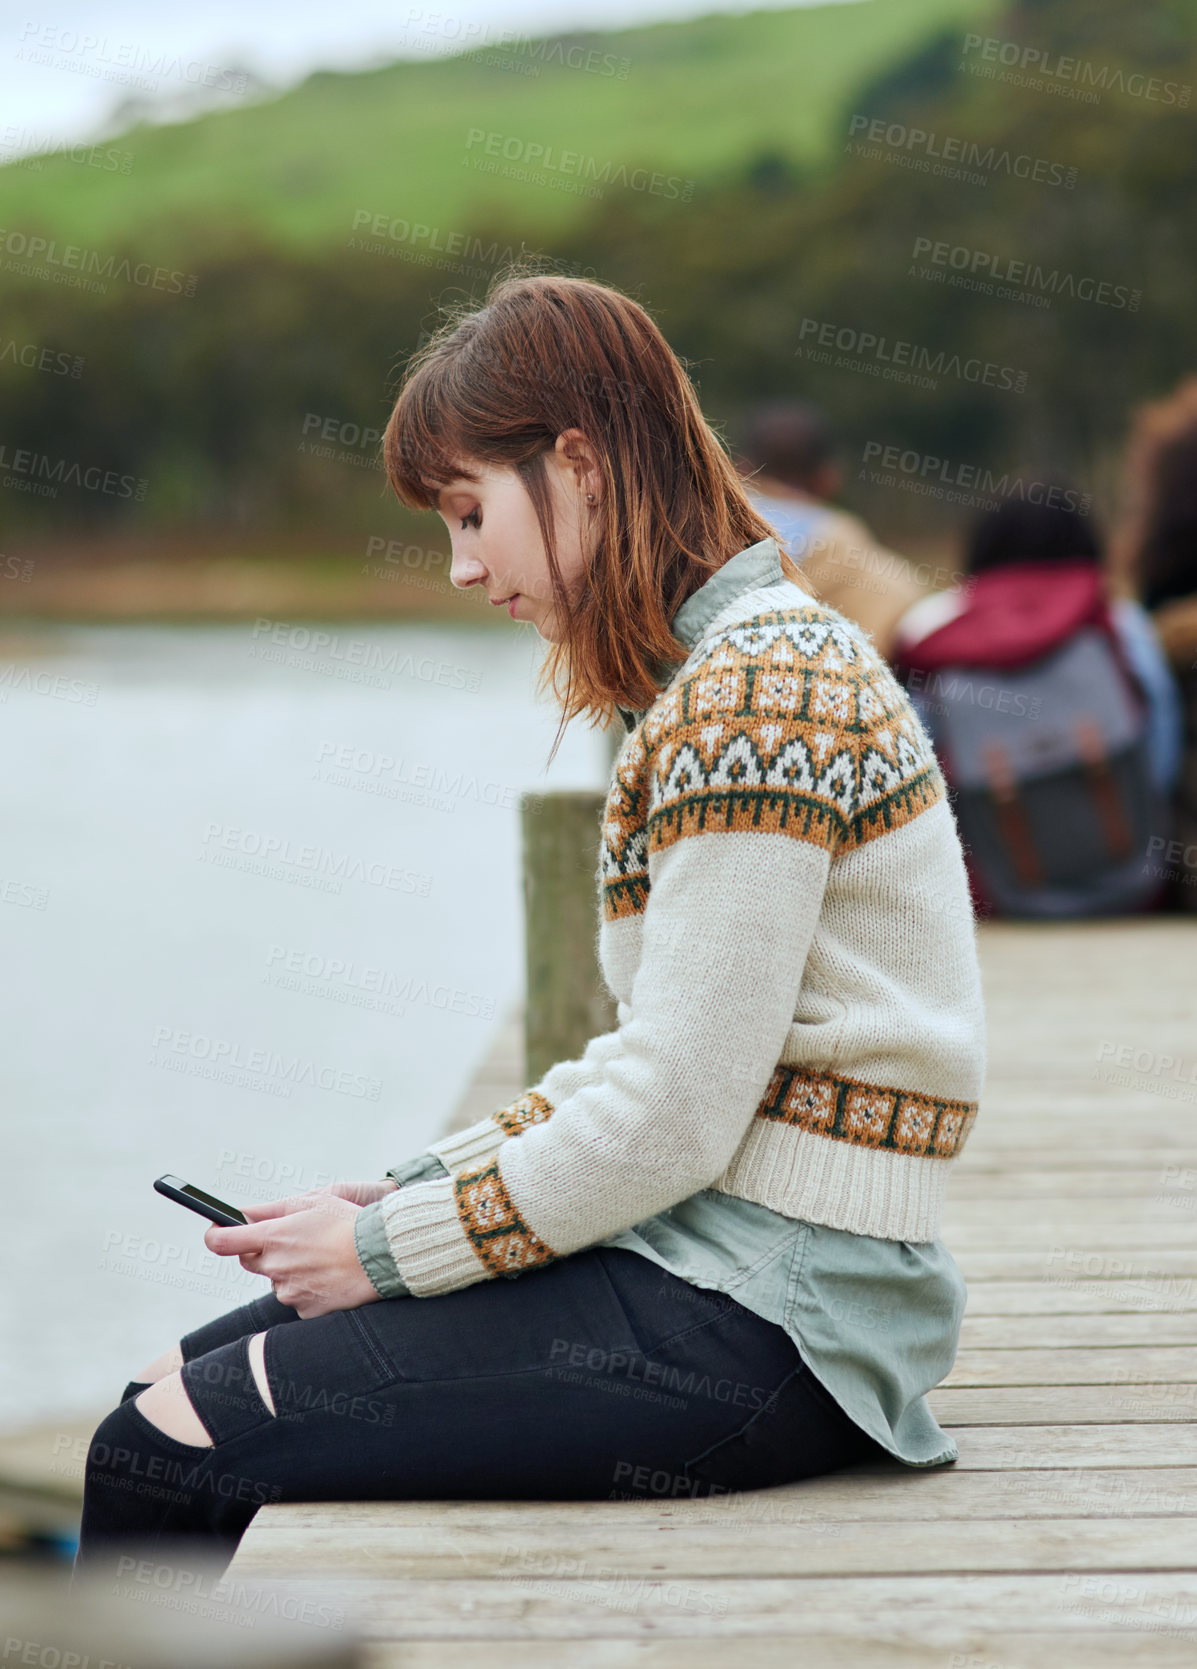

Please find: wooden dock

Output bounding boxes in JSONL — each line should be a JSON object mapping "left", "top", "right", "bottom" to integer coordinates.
{"left": 227, "top": 919, "right": 1197, "bottom": 1665}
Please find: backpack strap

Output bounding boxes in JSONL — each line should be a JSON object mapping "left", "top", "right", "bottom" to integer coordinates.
{"left": 980, "top": 739, "right": 1043, "bottom": 888}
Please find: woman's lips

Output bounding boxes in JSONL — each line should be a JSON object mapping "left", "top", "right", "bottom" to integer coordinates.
{"left": 491, "top": 593, "right": 520, "bottom": 616}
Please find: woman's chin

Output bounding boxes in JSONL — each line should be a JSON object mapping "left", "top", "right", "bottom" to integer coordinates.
{"left": 531, "top": 609, "right": 562, "bottom": 643}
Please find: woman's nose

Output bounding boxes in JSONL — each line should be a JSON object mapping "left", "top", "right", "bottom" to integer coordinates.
{"left": 449, "top": 549, "right": 487, "bottom": 589}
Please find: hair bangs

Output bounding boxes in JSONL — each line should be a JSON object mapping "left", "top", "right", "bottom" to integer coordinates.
{"left": 383, "top": 355, "right": 481, "bottom": 511}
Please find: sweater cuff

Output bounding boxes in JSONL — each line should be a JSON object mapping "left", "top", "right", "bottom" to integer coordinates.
{"left": 385, "top": 1151, "right": 450, "bottom": 1188}
{"left": 353, "top": 1200, "right": 412, "bottom": 1299}
{"left": 376, "top": 1174, "right": 490, "bottom": 1296}
{"left": 428, "top": 1117, "right": 506, "bottom": 1173}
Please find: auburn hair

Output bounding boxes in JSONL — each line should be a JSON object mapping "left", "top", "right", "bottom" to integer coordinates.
{"left": 382, "top": 267, "right": 808, "bottom": 753}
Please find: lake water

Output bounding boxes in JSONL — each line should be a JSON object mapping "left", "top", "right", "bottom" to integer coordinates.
{"left": 0, "top": 617, "right": 610, "bottom": 1430}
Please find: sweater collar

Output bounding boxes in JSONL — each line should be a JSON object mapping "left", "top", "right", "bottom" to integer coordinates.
{"left": 616, "top": 536, "right": 785, "bottom": 732}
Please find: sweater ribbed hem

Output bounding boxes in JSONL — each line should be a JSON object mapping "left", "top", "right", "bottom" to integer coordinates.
{"left": 381, "top": 1174, "right": 489, "bottom": 1296}
{"left": 716, "top": 1123, "right": 949, "bottom": 1242}
{"left": 428, "top": 1117, "right": 506, "bottom": 1173}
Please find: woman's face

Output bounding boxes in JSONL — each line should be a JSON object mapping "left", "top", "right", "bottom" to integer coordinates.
{"left": 434, "top": 432, "right": 600, "bottom": 642}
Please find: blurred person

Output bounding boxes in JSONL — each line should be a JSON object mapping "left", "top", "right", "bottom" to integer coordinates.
{"left": 1114, "top": 375, "right": 1197, "bottom": 911}
{"left": 76, "top": 271, "right": 985, "bottom": 1579}
{"left": 892, "top": 489, "right": 1180, "bottom": 919}
{"left": 737, "top": 399, "right": 929, "bottom": 658}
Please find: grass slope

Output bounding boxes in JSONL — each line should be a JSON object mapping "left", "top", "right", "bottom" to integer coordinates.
{"left": 2, "top": 0, "right": 998, "bottom": 260}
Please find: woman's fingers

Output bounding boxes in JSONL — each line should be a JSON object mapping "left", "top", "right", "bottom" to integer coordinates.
{"left": 242, "top": 1190, "right": 327, "bottom": 1222}
{"left": 203, "top": 1221, "right": 269, "bottom": 1258}
{"left": 242, "top": 1183, "right": 382, "bottom": 1221}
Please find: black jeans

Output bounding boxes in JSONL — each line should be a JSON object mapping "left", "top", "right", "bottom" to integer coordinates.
{"left": 75, "top": 1247, "right": 886, "bottom": 1578}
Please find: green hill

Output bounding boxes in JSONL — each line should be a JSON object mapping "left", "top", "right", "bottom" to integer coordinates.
{"left": 1, "top": 0, "right": 999, "bottom": 259}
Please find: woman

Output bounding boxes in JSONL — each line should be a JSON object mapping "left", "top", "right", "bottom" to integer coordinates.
{"left": 76, "top": 271, "right": 986, "bottom": 1579}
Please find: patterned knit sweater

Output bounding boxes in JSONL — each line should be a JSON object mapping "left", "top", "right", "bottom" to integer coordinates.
{"left": 354, "top": 538, "right": 987, "bottom": 1299}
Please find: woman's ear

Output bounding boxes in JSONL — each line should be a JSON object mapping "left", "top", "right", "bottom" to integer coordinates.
{"left": 554, "top": 428, "right": 603, "bottom": 504}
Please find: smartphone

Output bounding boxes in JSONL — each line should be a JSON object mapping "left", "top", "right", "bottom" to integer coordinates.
{"left": 154, "top": 1174, "right": 248, "bottom": 1228}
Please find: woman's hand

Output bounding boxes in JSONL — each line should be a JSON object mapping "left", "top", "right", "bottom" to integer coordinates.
{"left": 203, "top": 1182, "right": 398, "bottom": 1318}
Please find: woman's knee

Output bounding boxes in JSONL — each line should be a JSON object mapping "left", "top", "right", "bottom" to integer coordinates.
{"left": 135, "top": 1372, "right": 213, "bottom": 1447}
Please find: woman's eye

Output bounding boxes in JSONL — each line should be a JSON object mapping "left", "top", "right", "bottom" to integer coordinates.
{"left": 459, "top": 508, "right": 481, "bottom": 531}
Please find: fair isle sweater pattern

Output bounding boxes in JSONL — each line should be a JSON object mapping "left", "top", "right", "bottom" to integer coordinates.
{"left": 602, "top": 607, "right": 944, "bottom": 924}
{"left": 440, "top": 606, "right": 975, "bottom": 1282}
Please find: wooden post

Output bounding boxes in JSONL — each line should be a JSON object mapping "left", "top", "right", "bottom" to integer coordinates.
{"left": 521, "top": 788, "right": 617, "bottom": 1083}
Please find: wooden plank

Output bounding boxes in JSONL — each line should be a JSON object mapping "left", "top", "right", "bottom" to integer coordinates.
{"left": 942, "top": 1201, "right": 1197, "bottom": 1228}
{"left": 218, "top": 1573, "right": 1197, "bottom": 1638}
{"left": 944, "top": 1222, "right": 1197, "bottom": 1250}
{"left": 225, "top": 1515, "right": 1197, "bottom": 1580}
{"left": 954, "top": 1250, "right": 1197, "bottom": 1279}
{"left": 945, "top": 1347, "right": 1197, "bottom": 1386}
{"left": 948, "top": 1172, "right": 1189, "bottom": 1198}
{"left": 955, "top": 1154, "right": 1197, "bottom": 1175}
{"left": 229, "top": 1469, "right": 1197, "bottom": 1548}
{"left": 931, "top": 1385, "right": 1197, "bottom": 1424}
{"left": 960, "top": 1281, "right": 1197, "bottom": 1315}
{"left": 949, "top": 1424, "right": 1197, "bottom": 1465}
{"left": 361, "top": 1639, "right": 1197, "bottom": 1668}
{"left": 959, "top": 1313, "right": 1197, "bottom": 1349}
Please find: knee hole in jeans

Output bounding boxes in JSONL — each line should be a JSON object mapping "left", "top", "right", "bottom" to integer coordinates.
{"left": 248, "top": 1331, "right": 276, "bottom": 1416}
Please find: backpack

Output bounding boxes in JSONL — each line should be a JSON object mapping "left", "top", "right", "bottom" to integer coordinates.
{"left": 893, "top": 562, "right": 1167, "bottom": 918}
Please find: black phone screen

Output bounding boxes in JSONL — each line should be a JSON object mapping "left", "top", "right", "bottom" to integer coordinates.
{"left": 180, "top": 1182, "right": 247, "bottom": 1224}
